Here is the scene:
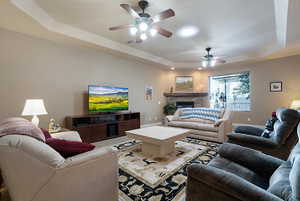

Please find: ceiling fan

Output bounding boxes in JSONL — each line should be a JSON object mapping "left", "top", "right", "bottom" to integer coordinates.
{"left": 109, "top": 0, "right": 175, "bottom": 43}
{"left": 201, "top": 47, "right": 226, "bottom": 67}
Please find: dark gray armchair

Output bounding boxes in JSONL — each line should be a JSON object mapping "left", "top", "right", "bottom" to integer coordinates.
{"left": 227, "top": 108, "right": 300, "bottom": 160}
{"left": 186, "top": 124, "right": 300, "bottom": 201}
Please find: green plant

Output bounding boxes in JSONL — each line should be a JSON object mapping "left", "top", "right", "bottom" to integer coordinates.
{"left": 163, "top": 104, "right": 177, "bottom": 115}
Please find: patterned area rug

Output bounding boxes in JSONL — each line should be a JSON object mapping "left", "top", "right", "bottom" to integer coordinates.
{"left": 113, "top": 137, "right": 220, "bottom": 201}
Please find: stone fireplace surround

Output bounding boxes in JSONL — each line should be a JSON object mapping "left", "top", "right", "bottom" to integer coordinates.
{"left": 163, "top": 92, "right": 209, "bottom": 108}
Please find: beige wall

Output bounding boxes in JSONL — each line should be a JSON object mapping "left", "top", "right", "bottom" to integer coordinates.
{"left": 1, "top": 28, "right": 300, "bottom": 128}
{"left": 166, "top": 55, "right": 300, "bottom": 125}
{"left": 0, "top": 28, "right": 168, "bottom": 128}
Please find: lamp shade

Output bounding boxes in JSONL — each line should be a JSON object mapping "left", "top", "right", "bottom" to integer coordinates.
{"left": 290, "top": 100, "right": 300, "bottom": 109}
{"left": 22, "top": 99, "right": 48, "bottom": 116}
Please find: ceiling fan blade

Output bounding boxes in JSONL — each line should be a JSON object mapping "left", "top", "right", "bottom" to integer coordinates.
{"left": 154, "top": 26, "right": 172, "bottom": 38}
{"left": 200, "top": 58, "right": 226, "bottom": 64}
{"left": 152, "top": 9, "right": 175, "bottom": 23}
{"left": 128, "top": 39, "right": 143, "bottom": 44}
{"left": 109, "top": 24, "right": 134, "bottom": 31}
{"left": 120, "top": 4, "right": 141, "bottom": 19}
{"left": 215, "top": 58, "right": 226, "bottom": 64}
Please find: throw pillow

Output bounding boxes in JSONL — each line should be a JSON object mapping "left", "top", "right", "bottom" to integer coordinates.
{"left": 0, "top": 117, "right": 45, "bottom": 142}
{"left": 0, "top": 117, "right": 29, "bottom": 125}
{"left": 46, "top": 138, "right": 95, "bottom": 158}
{"left": 40, "top": 128, "right": 52, "bottom": 139}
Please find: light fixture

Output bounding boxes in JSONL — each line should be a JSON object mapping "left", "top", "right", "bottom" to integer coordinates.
{"left": 140, "top": 33, "right": 148, "bottom": 41}
{"left": 130, "top": 27, "right": 138, "bottom": 35}
{"left": 202, "top": 59, "right": 217, "bottom": 67}
{"left": 290, "top": 100, "right": 300, "bottom": 109}
{"left": 170, "top": 67, "right": 175, "bottom": 70}
{"left": 178, "top": 26, "right": 199, "bottom": 38}
{"left": 198, "top": 67, "right": 202, "bottom": 70}
{"left": 139, "top": 22, "right": 148, "bottom": 31}
{"left": 22, "top": 99, "right": 48, "bottom": 127}
{"left": 150, "top": 28, "right": 158, "bottom": 37}
{"left": 210, "top": 59, "right": 217, "bottom": 67}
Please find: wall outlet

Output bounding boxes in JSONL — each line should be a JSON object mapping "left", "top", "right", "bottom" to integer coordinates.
{"left": 247, "top": 118, "right": 251, "bottom": 122}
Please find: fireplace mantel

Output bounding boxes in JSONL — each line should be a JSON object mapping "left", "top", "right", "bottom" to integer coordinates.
{"left": 163, "top": 92, "right": 208, "bottom": 97}
{"left": 164, "top": 92, "right": 209, "bottom": 107}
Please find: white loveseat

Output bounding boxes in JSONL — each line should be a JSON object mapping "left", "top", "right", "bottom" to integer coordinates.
{"left": 166, "top": 108, "right": 233, "bottom": 143}
{"left": 0, "top": 131, "right": 118, "bottom": 201}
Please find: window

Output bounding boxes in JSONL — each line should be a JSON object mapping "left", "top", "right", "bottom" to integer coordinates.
{"left": 209, "top": 72, "right": 251, "bottom": 111}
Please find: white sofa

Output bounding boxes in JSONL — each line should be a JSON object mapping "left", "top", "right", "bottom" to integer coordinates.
{"left": 166, "top": 108, "right": 233, "bottom": 143}
{"left": 0, "top": 131, "right": 118, "bottom": 201}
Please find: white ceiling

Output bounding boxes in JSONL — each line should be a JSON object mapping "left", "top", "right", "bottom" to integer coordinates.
{"left": 1, "top": 0, "right": 300, "bottom": 68}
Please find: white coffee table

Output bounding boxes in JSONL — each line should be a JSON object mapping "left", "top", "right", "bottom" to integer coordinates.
{"left": 126, "top": 126, "right": 189, "bottom": 158}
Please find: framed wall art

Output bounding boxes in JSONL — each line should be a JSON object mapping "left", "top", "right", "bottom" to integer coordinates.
{"left": 270, "top": 81, "right": 282, "bottom": 92}
{"left": 175, "top": 76, "right": 193, "bottom": 91}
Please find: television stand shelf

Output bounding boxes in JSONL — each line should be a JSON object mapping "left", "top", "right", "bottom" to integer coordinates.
{"left": 66, "top": 112, "right": 140, "bottom": 143}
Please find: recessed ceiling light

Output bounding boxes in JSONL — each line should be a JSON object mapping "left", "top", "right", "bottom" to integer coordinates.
{"left": 170, "top": 67, "right": 175, "bottom": 70}
{"left": 178, "top": 26, "right": 199, "bottom": 37}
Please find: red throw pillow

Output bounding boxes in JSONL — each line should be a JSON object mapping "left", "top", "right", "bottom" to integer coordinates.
{"left": 40, "top": 128, "right": 52, "bottom": 139}
{"left": 46, "top": 138, "right": 95, "bottom": 158}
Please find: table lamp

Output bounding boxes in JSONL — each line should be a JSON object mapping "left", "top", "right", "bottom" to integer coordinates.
{"left": 22, "top": 99, "right": 48, "bottom": 126}
{"left": 290, "top": 100, "right": 300, "bottom": 110}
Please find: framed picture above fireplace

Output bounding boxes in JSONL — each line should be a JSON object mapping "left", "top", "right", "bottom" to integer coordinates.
{"left": 175, "top": 76, "right": 193, "bottom": 91}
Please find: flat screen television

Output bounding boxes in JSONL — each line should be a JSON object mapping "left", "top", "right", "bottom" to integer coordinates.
{"left": 88, "top": 85, "right": 129, "bottom": 113}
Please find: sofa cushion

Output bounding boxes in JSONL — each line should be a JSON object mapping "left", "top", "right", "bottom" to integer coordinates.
{"left": 0, "top": 118, "right": 45, "bottom": 142}
{"left": 46, "top": 138, "right": 95, "bottom": 158}
{"left": 168, "top": 121, "right": 218, "bottom": 132}
{"left": 209, "top": 156, "right": 269, "bottom": 189}
{"left": 290, "top": 156, "right": 300, "bottom": 200}
{"left": 267, "top": 162, "right": 292, "bottom": 200}
{"left": 270, "top": 108, "right": 300, "bottom": 145}
{"left": 178, "top": 108, "right": 224, "bottom": 122}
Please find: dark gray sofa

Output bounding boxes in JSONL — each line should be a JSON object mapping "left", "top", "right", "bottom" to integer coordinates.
{"left": 186, "top": 124, "right": 300, "bottom": 201}
{"left": 227, "top": 108, "right": 300, "bottom": 160}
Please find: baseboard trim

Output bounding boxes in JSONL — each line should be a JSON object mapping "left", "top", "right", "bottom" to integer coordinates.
{"left": 141, "top": 122, "right": 162, "bottom": 128}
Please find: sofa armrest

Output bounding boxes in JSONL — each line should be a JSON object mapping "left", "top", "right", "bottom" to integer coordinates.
{"left": 39, "top": 147, "right": 118, "bottom": 201}
{"left": 218, "top": 143, "right": 284, "bottom": 178}
{"left": 60, "top": 147, "right": 116, "bottom": 168}
{"left": 234, "top": 125, "right": 264, "bottom": 136}
{"left": 187, "top": 164, "right": 283, "bottom": 201}
{"left": 165, "top": 115, "right": 174, "bottom": 122}
{"left": 51, "top": 131, "right": 82, "bottom": 142}
{"left": 227, "top": 133, "right": 278, "bottom": 148}
{"left": 217, "top": 119, "right": 233, "bottom": 142}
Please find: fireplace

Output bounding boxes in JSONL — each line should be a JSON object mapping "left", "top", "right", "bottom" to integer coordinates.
{"left": 176, "top": 101, "right": 194, "bottom": 108}
{"left": 163, "top": 92, "right": 209, "bottom": 108}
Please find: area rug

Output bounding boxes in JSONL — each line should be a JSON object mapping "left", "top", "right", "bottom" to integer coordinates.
{"left": 113, "top": 137, "right": 220, "bottom": 201}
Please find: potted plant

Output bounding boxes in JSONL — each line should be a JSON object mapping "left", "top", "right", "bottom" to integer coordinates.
{"left": 163, "top": 104, "right": 177, "bottom": 115}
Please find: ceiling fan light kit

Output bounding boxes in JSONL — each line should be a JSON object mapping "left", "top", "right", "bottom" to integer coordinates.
{"left": 109, "top": 0, "right": 175, "bottom": 43}
{"left": 201, "top": 47, "right": 226, "bottom": 68}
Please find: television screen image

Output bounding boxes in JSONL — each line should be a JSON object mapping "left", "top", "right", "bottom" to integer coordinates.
{"left": 88, "top": 86, "right": 129, "bottom": 113}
